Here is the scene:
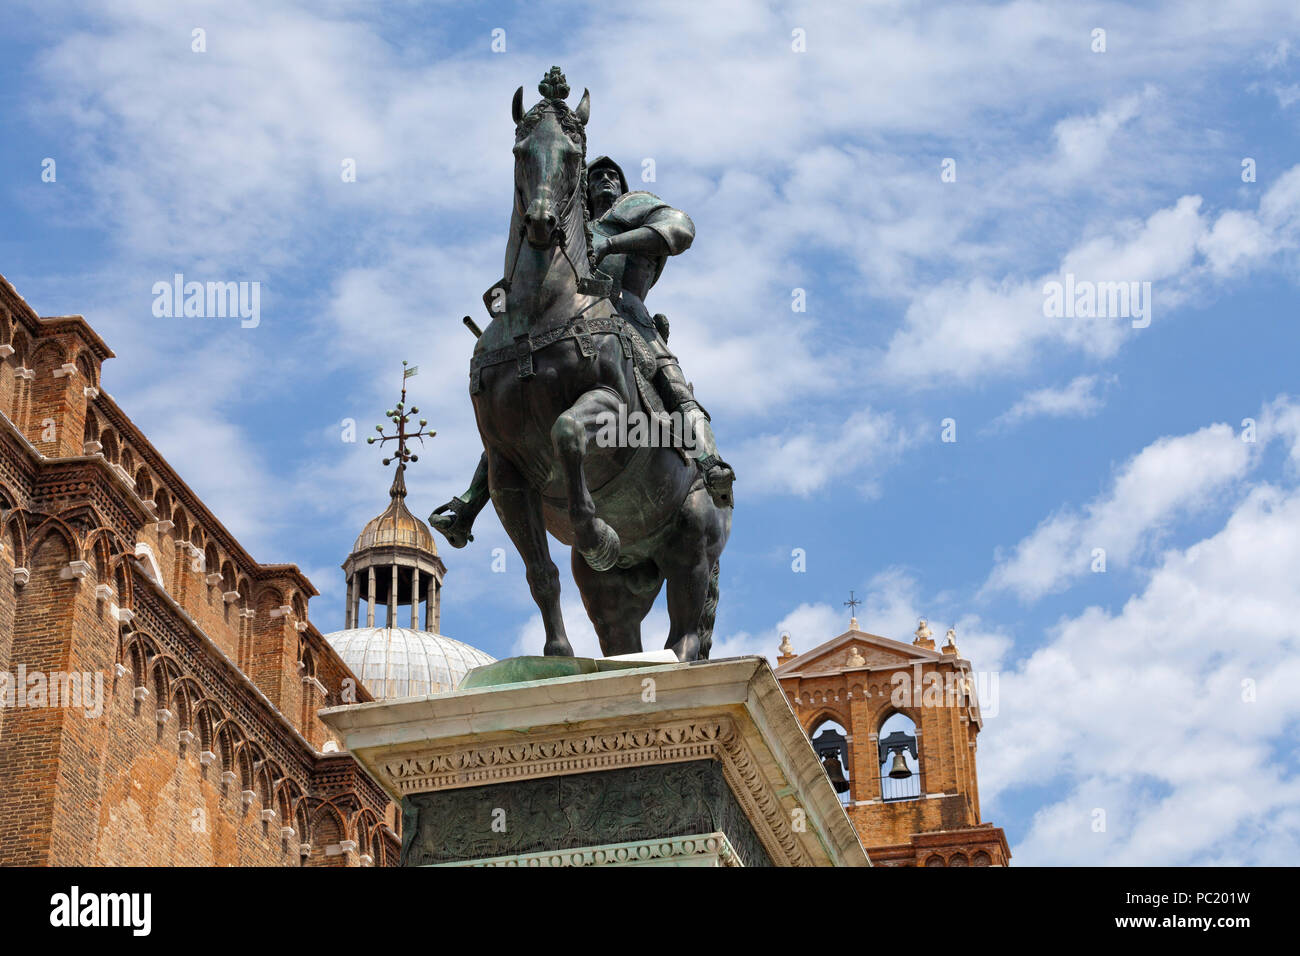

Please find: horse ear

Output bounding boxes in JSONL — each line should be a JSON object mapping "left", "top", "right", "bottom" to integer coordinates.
{"left": 511, "top": 86, "right": 524, "bottom": 124}
{"left": 575, "top": 88, "right": 590, "bottom": 125}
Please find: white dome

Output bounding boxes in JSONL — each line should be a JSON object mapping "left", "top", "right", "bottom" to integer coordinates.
{"left": 324, "top": 627, "right": 495, "bottom": 700}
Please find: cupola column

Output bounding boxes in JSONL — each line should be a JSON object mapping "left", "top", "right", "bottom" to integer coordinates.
{"left": 389, "top": 564, "right": 398, "bottom": 627}
{"left": 411, "top": 567, "right": 420, "bottom": 629}
{"left": 346, "top": 573, "right": 356, "bottom": 628}
{"left": 430, "top": 577, "right": 440, "bottom": 632}
{"left": 366, "top": 567, "right": 376, "bottom": 627}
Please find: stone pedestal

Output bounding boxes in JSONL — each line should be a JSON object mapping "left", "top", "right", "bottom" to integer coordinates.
{"left": 320, "top": 655, "right": 869, "bottom": 867}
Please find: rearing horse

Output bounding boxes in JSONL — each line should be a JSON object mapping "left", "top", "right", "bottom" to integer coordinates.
{"left": 466, "top": 74, "right": 730, "bottom": 662}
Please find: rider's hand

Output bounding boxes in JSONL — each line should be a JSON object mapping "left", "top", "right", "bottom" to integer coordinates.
{"left": 592, "top": 234, "right": 612, "bottom": 265}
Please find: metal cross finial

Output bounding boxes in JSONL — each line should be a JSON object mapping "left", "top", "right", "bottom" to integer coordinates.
{"left": 844, "top": 590, "right": 861, "bottom": 617}
{"left": 367, "top": 362, "right": 435, "bottom": 482}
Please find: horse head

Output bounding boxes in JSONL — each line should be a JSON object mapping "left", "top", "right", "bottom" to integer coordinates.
{"left": 511, "top": 68, "right": 591, "bottom": 249}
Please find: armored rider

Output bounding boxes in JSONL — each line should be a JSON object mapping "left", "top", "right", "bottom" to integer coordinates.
{"left": 585, "top": 154, "right": 734, "bottom": 507}
{"left": 430, "top": 157, "right": 734, "bottom": 548}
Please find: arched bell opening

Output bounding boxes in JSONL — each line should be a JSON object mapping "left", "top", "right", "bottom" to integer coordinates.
{"left": 810, "top": 717, "right": 852, "bottom": 805}
{"left": 878, "top": 712, "right": 921, "bottom": 802}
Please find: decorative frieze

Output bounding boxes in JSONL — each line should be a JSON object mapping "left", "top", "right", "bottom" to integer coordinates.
{"left": 384, "top": 717, "right": 806, "bottom": 867}
{"left": 442, "top": 832, "right": 742, "bottom": 867}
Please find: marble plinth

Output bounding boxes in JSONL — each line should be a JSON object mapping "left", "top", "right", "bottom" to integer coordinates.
{"left": 320, "top": 655, "right": 869, "bottom": 867}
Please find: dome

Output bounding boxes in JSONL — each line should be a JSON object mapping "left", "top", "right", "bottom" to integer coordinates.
{"left": 324, "top": 626, "right": 495, "bottom": 699}
{"left": 353, "top": 491, "right": 437, "bottom": 555}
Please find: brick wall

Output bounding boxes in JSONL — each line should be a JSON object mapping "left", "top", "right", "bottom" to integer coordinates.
{"left": 0, "top": 277, "right": 397, "bottom": 867}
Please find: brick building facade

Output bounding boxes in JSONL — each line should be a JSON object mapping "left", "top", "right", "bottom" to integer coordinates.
{"left": 0, "top": 275, "right": 396, "bottom": 866}
{"left": 776, "top": 618, "right": 1011, "bottom": 866}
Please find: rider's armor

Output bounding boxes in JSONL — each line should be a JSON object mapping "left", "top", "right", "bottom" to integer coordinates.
{"left": 588, "top": 161, "right": 734, "bottom": 507}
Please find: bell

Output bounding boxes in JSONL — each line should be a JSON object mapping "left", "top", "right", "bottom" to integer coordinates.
{"left": 887, "top": 750, "right": 912, "bottom": 779}
{"left": 821, "top": 753, "right": 850, "bottom": 793}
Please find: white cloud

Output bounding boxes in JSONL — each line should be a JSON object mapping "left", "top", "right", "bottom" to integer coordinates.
{"left": 712, "top": 567, "right": 1014, "bottom": 672}
{"left": 730, "top": 409, "right": 917, "bottom": 498}
{"left": 879, "top": 171, "right": 1300, "bottom": 388}
{"left": 988, "top": 374, "right": 1113, "bottom": 432}
{"left": 986, "top": 417, "right": 1261, "bottom": 601}
{"left": 984, "top": 479, "right": 1300, "bottom": 864}
{"left": 1044, "top": 91, "right": 1150, "bottom": 184}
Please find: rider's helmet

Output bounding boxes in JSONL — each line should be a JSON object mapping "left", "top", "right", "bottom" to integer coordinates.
{"left": 586, "top": 155, "right": 628, "bottom": 208}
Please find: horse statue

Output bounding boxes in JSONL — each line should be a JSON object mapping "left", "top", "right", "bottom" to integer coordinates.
{"left": 436, "top": 68, "right": 731, "bottom": 662}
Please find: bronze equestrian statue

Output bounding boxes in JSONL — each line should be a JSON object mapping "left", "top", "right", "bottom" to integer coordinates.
{"left": 429, "top": 67, "right": 732, "bottom": 661}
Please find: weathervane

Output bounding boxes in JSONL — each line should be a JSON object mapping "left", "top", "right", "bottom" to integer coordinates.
{"left": 844, "top": 590, "right": 861, "bottom": 618}
{"left": 367, "top": 362, "right": 435, "bottom": 476}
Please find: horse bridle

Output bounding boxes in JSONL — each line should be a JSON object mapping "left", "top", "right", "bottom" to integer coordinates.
{"left": 503, "top": 155, "right": 613, "bottom": 300}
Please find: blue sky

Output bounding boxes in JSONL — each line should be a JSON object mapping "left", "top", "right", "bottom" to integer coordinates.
{"left": 3, "top": 0, "right": 1299, "bottom": 865}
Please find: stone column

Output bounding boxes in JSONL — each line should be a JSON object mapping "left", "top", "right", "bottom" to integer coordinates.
{"left": 388, "top": 564, "right": 398, "bottom": 627}
{"left": 366, "top": 567, "right": 375, "bottom": 627}
{"left": 411, "top": 567, "right": 420, "bottom": 629}
{"left": 346, "top": 573, "right": 356, "bottom": 629}
{"left": 431, "top": 574, "right": 441, "bottom": 634}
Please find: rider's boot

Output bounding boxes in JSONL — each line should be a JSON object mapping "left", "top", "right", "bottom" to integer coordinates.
{"left": 429, "top": 453, "right": 491, "bottom": 548}
{"left": 653, "top": 363, "right": 735, "bottom": 509}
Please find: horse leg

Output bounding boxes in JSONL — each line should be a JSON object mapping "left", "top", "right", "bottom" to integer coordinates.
{"left": 488, "top": 450, "right": 573, "bottom": 656}
{"left": 571, "top": 553, "right": 663, "bottom": 657}
{"left": 661, "top": 486, "right": 729, "bottom": 662}
{"left": 551, "top": 387, "right": 622, "bottom": 571}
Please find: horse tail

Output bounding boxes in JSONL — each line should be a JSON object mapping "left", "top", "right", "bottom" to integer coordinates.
{"left": 698, "top": 560, "right": 720, "bottom": 659}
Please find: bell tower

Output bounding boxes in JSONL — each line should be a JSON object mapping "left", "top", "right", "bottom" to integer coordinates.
{"left": 775, "top": 611, "right": 1010, "bottom": 866}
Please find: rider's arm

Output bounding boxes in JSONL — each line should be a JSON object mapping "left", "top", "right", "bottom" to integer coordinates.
{"left": 598, "top": 203, "right": 695, "bottom": 260}
{"left": 599, "top": 225, "right": 670, "bottom": 259}
{"left": 643, "top": 206, "right": 695, "bottom": 256}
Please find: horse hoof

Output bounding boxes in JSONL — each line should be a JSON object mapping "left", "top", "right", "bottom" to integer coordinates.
{"left": 580, "top": 520, "right": 620, "bottom": 572}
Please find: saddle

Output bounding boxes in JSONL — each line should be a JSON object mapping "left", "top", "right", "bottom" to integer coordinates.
{"left": 470, "top": 311, "right": 655, "bottom": 394}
